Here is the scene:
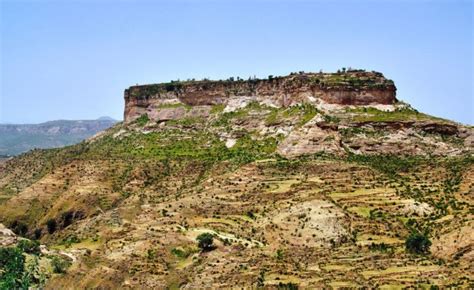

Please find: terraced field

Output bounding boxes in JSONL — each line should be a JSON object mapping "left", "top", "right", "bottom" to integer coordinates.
{"left": 0, "top": 102, "right": 472, "bottom": 288}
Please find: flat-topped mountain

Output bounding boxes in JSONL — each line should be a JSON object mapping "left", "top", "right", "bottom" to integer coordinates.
{"left": 0, "top": 70, "right": 472, "bottom": 288}
{"left": 124, "top": 70, "right": 396, "bottom": 122}
{"left": 122, "top": 70, "right": 472, "bottom": 157}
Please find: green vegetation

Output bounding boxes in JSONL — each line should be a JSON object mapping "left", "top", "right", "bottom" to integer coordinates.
{"left": 275, "top": 248, "right": 284, "bottom": 260}
{"left": 210, "top": 104, "right": 226, "bottom": 114}
{"left": 0, "top": 242, "right": 51, "bottom": 289}
{"left": 135, "top": 114, "right": 150, "bottom": 126}
{"left": 196, "top": 233, "right": 215, "bottom": 251}
{"left": 126, "top": 71, "right": 393, "bottom": 100}
{"left": 0, "top": 247, "right": 25, "bottom": 289}
{"left": 278, "top": 282, "right": 299, "bottom": 289}
{"left": 1, "top": 77, "right": 473, "bottom": 288}
{"left": 156, "top": 103, "right": 192, "bottom": 110}
{"left": 292, "top": 104, "right": 320, "bottom": 125}
{"left": 323, "top": 114, "right": 340, "bottom": 123}
{"left": 229, "top": 135, "right": 278, "bottom": 164}
{"left": 347, "top": 154, "right": 421, "bottom": 178}
{"left": 166, "top": 117, "right": 205, "bottom": 127}
{"left": 368, "top": 243, "right": 393, "bottom": 253}
{"left": 47, "top": 219, "right": 57, "bottom": 234}
{"left": 10, "top": 220, "right": 28, "bottom": 236}
{"left": 266, "top": 103, "right": 320, "bottom": 126}
{"left": 51, "top": 256, "right": 71, "bottom": 274}
{"left": 309, "top": 72, "right": 393, "bottom": 89}
{"left": 339, "top": 127, "right": 383, "bottom": 138}
{"left": 171, "top": 246, "right": 197, "bottom": 259}
{"left": 405, "top": 232, "right": 431, "bottom": 255}
{"left": 17, "top": 239, "right": 40, "bottom": 255}
{"left": 346, "top": 106, "right": 443, "bottom": 122}
{"left": 212, "top": 107, "right": 250, "bottom": 127}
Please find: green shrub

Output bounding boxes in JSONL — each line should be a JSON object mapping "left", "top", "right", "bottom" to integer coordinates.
{"left": 17, "top": 239, "right": 40, "bottom": 255}
{"left": 46, "top": 219, "right": 57, "bottom": 234}
{"left": 135, "top": 114, "right": 149, "bottom": 126}
{"left": 278, "top": 282, "right": 299, "bottom": 289}
{"left": 10, "top": 220, "right": 28, "bottom": 236}
{"left": 405, "top": 232, "right": 431, "bottom": 255}
{"left": 33, "top": 228, "right": 42, "bottom": 240}
{"left": 275, "top": 248, "right": 284, "bottom": 260}
{"left": 368, "top": 242, "right": 393, "bottom": 253}
{"left": 61, "top": 234, "right": 80, "bottom": 247}
{"left": 347, "top": 154, "right": 421, "bottom": 178}
{"left": 0, "top": 247, "right": 25, "bottom": 288}
{"left": 246, "top": 211, "right": 256, "bottom": 220}
{"left": 51, "top": 256, "right": 71, "bottom": 274}
{"left": 171, "top": 246, "right": 197, "bottom": 259}
{"left": 196, "top": 233, "right": 215, "bottom": 251}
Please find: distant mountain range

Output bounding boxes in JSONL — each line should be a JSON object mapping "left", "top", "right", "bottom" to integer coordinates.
{"left": 0, "top": 117, "right": 118, "bottom": 156}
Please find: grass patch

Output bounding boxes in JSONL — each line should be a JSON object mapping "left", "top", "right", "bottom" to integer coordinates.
{"left": 346, "top": 107, "right": 444, "bottom": 123}
{"left": 347, "top": 206, "right": 371, "bottom": 218}
{"left": 210, "top": 104, "right": 225, "bottom": 114}
{"left": 135, "top": 114, "right": 149, "bottom": 126}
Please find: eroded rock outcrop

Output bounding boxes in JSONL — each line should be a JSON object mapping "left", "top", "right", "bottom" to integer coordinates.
{"left": 124, "top": 70, "right": 396, "bottom": 122}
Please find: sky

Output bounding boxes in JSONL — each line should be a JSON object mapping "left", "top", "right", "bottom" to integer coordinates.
{"left": 0, "top": 0, "right": 473, "bottom": 124}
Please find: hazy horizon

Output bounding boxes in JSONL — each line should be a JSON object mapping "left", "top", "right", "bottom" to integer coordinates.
{"left": 0, "top": 116, "right": 118, "bottom": 125}
{"left": 1, "top": 0, "right": 473, "bottom": 124}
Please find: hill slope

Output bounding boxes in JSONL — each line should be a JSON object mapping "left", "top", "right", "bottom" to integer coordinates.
{"left": 0, "top": 71, "right": 472, "bottom": 288}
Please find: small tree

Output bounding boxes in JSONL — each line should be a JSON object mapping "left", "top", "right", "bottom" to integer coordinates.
{"left": 405, "top": 232, "right": 431, "bottom": 254}
{"left": 0, "top": 247, "right": 25, "bottom": 288}
{"left": 196, "top": 233, "right": 214, "bottom": 251}
{"left": 33, "top": 228, "right": 42, "bottom": 240}
{"left": 46, "top": 219, "right": 57, "bottom": 234}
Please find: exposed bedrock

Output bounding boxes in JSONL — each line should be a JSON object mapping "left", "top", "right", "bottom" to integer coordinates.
{"left": 124, "top": 70, "right": 397, "bottom": 122}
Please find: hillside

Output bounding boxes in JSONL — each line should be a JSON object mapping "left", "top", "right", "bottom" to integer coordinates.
{"left": 0, "top": 118, "right": 117, "bottom": 156}
{"left": 0, "top": 71, "right": 473, "bottom": 288}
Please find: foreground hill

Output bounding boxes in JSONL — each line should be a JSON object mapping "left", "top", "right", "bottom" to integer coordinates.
{"left": 0, "top": 71, "right": 472, "bottom": 288}
{"left": 0, "top": 118, "right": 117, "bottom": 156}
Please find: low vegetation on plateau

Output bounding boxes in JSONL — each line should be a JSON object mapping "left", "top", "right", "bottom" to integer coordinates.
{"left": 0, "top": 88, "right": 473, "bottom": 288}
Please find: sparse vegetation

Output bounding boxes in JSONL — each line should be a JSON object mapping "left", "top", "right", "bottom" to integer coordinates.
{"left": 17, "top": 239, "right": 40, "bottom": 255}
{"left": 0, "top": 73, "right": 472, "bottom": 288}
{"left": 51, "top": 256, "right": 71, "bottom": 274}
{"left": 135, "top": 114, "right": 150, "bottom": 126}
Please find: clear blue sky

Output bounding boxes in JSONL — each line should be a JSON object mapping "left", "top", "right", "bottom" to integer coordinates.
{"left": 1, "top": 0, "right": 473, "bottom": 124}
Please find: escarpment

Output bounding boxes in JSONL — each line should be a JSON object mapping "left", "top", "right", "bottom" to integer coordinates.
{"left": 124, "top": 70, "right": 396, "bottom": 122}
{"left": 121, "top": 69, "right": 473, "bottom": 158}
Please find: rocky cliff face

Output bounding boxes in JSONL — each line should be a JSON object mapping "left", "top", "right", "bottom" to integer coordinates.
{"left": 124, "top": 70, "right": 396, "bottom": 122}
